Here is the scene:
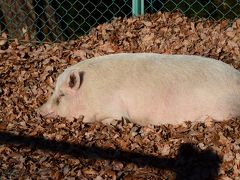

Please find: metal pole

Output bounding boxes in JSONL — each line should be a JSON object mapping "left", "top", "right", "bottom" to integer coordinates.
{"left": 132, "top": 0, "right": 144, "bottom": 16}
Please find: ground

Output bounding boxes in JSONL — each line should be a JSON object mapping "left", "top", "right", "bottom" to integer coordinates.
{"left": 0, "top": 11, "right": 240, "bottom": 179}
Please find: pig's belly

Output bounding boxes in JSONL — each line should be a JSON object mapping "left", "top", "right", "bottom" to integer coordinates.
{"left": 121, "top": 88, "right": 240, "bottom": 125}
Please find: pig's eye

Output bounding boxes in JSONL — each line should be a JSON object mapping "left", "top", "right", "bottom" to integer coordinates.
{"left": 59, "top": 92, "right": 65, "bottom": 97}
{"left": 56, "top": 92, "right": 65, "bottom": 105}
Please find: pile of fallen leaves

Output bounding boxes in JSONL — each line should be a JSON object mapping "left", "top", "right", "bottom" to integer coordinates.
{"left": 0, "top": 11, "right": 240, "bottom": 179}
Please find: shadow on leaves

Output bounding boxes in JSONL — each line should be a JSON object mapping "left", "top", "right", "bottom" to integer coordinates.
{"left": 0, "top": 131, "right": 221, "bottom": 179}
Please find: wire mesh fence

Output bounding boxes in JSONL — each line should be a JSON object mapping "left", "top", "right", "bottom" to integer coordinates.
{"left": 145, "top": 0, "right": 240, "bottom": 21}
{"left": 0, "top": 0, "right": 239, "bottom": 43}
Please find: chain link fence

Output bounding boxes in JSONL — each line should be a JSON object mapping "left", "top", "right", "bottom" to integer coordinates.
{"left": 145, "top": 0, "right": 240, "bottom": 20}
{"left": 0, "top": 0, "right": 239, "bottom": 43}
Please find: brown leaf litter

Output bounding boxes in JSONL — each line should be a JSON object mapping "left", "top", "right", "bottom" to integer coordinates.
{"left": 0, "top": 11, "right": 240, "bottom": 179}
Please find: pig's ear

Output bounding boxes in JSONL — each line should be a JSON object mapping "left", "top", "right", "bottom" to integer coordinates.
{"left": 64, "top": 71, "right": 85, "bottom": 92}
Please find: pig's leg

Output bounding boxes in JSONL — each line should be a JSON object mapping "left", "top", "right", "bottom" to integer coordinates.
{"left": 97, "top": 112, "right": 127, "bottom": 124}
{"left": 82, "top": 112, "right": 125, "bottom": 124}
{"left": 95, "top": 104, "right": 130, "bottom": 124}
{"left": 82, "top": 114, "right": 122, "bottom": 124}
{"left": 101, "top": 118, "right": 117, "bottom": 124}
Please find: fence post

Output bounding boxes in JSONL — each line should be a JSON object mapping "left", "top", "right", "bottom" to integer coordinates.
{"left": 132, "top": 0, "right": 144, "bottom": 16}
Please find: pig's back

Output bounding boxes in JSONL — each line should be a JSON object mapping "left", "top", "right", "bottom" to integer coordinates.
{"left": 77, "top": 53, "right": 240, "bottom": 91}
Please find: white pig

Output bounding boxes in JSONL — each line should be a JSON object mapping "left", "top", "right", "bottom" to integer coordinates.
{"left": 38, "top": 53, "right": 240, "bottom": 125}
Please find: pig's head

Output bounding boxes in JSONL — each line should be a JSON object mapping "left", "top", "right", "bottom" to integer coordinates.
{"left": 37, "top": 70, "right": 85, "bottom": 120}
